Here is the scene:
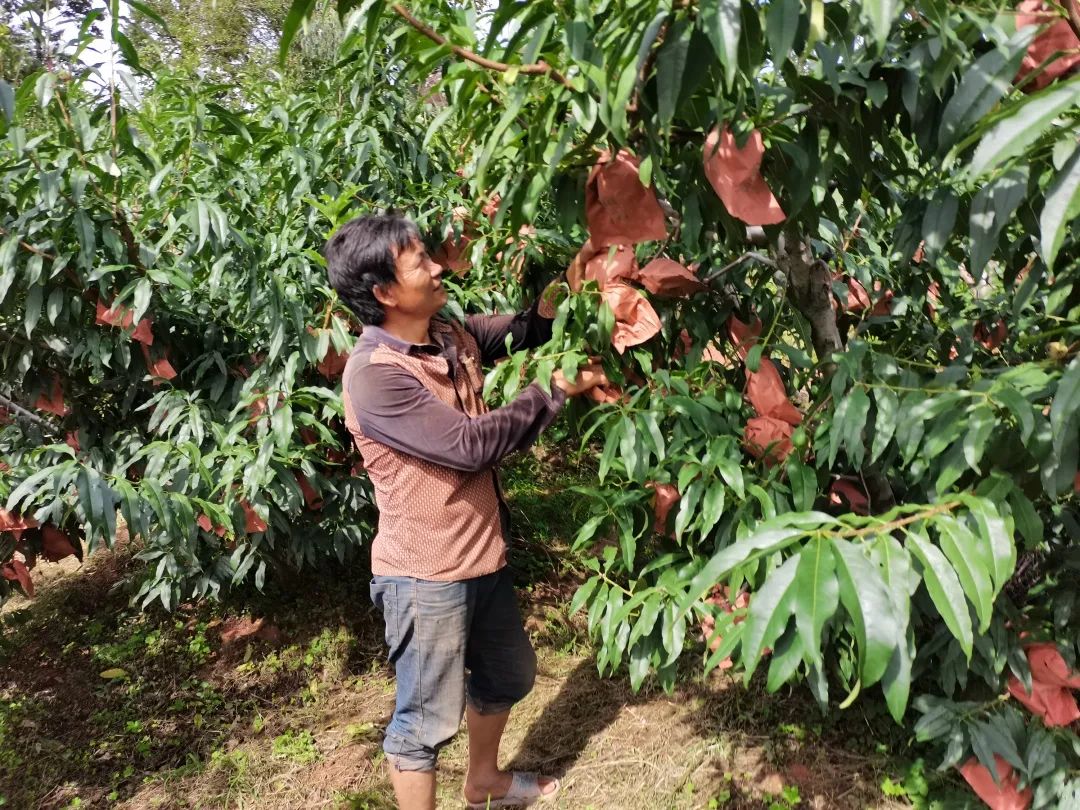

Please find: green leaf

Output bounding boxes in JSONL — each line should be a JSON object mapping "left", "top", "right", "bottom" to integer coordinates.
{"left": 832, "top": 539, "right": 900, "bottom": 687}
{"left": 46, "top": 288, "right": 63, "bottom": 325}
{"left": 939, "top": 31, "right": 1033, "bottom": 152}
{"left": 279, "top": 0, "right": 318, "bottom": 66}
{"left": 0, "top": 79, "right": 13, "bottom": 124}
{"left": 969, "top": 78, "right": 1080, "bottom": 177}
{"left": 937, "top": 517, "right": 994, "bottom": 634}
{"left": 964, "top": 499, "right": 1016, "bottom": 595}
{"left": 656, "top": 19, "right": 690, "bottom": 129}
{"left": 870, "top": 387, "right": 898, "bottom": 463}
{"left": 598, "top": 418, "right": 624, "bottom": 482}
{"left": 766, "top": 0, "right": 800, "bottom": 64}
{"left": 1008, "top": 489, "right": 1043, "bottom": 549}
{"left": 860, "top": 0, "right": 901, "bottom": 49}
{"left": 714, "top": 454, "right": 745, "bottom": 499}
{"left": 786, "top": 458, "right": 816, "bottom": 511}
{"left": 792, "top": 537, "right": 839, "bottom": 669}
{"left": 907, "top": 529, "right": 973, "bottom": 658}
{"left": 881, "top": 628, "right": 916, "bottom": 722}
{"left": 701, "top": 0, "right": 742, "bottom": 90}
{"left": 766, "top": 624, "right": 804, "bottom": 692}
{"left": 23, "top": 284, "right": 41, "bottom": 338}
{"left": 1040, "top": 143, "right": 1080, "bottom": 271}
{"left": 660, "top": 601, "right": 686, "bottom": 667}
{"left": 873, "top": 535, "right": 918, "bottom": 721}
{"left": 921, "top": 188, "right": 958, "bottom": 263}
{"left": 678, "top": 524, "right": 807, "bottom": 616}
{"left": 127, "top": 0, "right": 171, "bottom": 30}
{"left": 570, "top": 576, "right": 601, "bottom": 616}
{"left": 132, "top": 278, "right": 152, "bottom": 325}
{"left": 74, "top": 210, "right": 96, "bottom": 265}
{"left": 830, "top": 385, "right": 869, "bottom": 468}
{"left": 741, "top": 553, "right": 800, "bottom": 679}
{"left": 674, "top": 478, "right": 704, "bottom": 541}
{"left": 35, "top": 72, "right": 55, "bottom": 109}
{"left": 962, "top": 406, "right": 995, "bottom": 474}
{"left": 629, "top": 594, "right": 664, "bottom": 647}
{"left": 995, "top": 385, "right": 1035, "bottom": 442}
{"left": 699, "top": 480, "right": 726, "bottom": 537}
{"left": 114, "top": 31, "right": 141, "bottom": 72}
{"left": 968, "top": 166, "right": 1029, "bottom": 279}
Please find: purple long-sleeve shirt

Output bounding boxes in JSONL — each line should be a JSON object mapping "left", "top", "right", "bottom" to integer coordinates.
{"left": 346, "top": 301, "right": 565, "bottom": 472}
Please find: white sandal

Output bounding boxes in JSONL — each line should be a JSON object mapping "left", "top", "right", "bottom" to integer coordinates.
{"left": 464, "top": 771, "right": 561, "bottom": 808}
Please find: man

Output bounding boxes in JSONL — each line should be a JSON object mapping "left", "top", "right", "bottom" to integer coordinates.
{"left": 325, "top": 213, "right": 606, "bottom": 810}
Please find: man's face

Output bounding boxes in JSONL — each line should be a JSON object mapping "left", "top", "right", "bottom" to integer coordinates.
{"left": 386, "top": 239, "right": 447, "bottom": 320}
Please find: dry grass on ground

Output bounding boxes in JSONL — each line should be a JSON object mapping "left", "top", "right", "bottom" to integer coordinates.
{"left": 0, "top": 540, "right": 920, "bottom": 810}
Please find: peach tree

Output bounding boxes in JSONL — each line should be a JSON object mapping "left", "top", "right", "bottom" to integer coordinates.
{"left": 0, "top": 6, "right": 516, "bottom": 607}
{"left": 300, "top": 0, "right": 1080, "bottom": 801}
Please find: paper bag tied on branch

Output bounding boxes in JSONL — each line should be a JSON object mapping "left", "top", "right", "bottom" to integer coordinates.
{"left": 601, "top": 283, "right": 662, "bottom": 354}
{"left": 586, "top": 149, "right": 668, "bottom": 246}
{"left": 704, "top": 127, "right": 786, "bottom": 226}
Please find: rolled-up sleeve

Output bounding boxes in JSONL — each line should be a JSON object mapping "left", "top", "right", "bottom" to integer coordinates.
{"left": 349, "top": 363, "right": 566, "bottom": 472}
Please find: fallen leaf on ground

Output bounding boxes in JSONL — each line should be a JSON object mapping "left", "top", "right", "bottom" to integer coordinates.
{"left": 41, "top": 526, "right": 79, "bottom": 562}
{"left": 0, "top": 509, "right": 37, "bottom": 539}
{"left": 1, "top": 559, "right": 33, "bottom": 596}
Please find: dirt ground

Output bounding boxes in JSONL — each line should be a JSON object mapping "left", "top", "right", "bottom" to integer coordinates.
{"left": 0, "top": 536, "right": 921, "bottom": 810}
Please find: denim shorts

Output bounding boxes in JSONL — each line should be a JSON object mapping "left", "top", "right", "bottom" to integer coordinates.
{"left": 370, "top": 566, "right": 537, "bottom": 771}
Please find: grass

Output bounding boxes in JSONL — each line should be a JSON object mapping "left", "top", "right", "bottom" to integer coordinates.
{"left": 0, "top": 448, "right": 958, "bottom": 809}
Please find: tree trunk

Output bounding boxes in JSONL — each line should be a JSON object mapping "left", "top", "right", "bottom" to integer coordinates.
{"left": 776, "top": 232, "right": 897, "bottom": 513}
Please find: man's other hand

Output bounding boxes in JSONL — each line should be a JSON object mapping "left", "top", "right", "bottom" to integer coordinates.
{"left": 552, "top": 362, "right": 608, "bottom": 396}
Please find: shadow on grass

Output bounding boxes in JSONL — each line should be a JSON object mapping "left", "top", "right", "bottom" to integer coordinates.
{"left": 505, "top": 656, "right": 647, "bottom": 779}
{"left": 0, "top": 544, "right": 388, "bottom": 809}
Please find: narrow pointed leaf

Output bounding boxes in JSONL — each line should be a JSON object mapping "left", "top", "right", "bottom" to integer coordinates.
{"left": 907, "top": 529, "right": 973, "bottom": 658}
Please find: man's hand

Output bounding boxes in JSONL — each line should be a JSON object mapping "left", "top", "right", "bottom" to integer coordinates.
{"left": 552, "top": 362, "right": 608, "bottom": 396}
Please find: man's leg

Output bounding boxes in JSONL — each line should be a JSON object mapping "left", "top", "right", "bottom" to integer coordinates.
{"left": 462, "top": 568, "right": 557, "bottom": 804}
{"left": 387, "top": 768, "right": 436, "bottom": 810}
{"left": 371, "top": 577, "right": 469, "bottom": 810}
{"left": 464, "top": 705, "right": 513, "bottom": 800}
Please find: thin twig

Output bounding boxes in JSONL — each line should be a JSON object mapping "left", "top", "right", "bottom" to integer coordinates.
{"left": 0, "top": 227, "right": 55, "bottom": 261}
{"left": 837, "top": 500, "right": 960, "bottom": 540}
{"left": 1066, "top": 0, "right": 1080, "bottom": 44}
{"left": 0, "top": 393, "right": 61, "bottom": 435}
{"left": 704, "top": 251, "right": 776, "bottom": 284}
{"left": 390, "top": 3, "right": 574, "bottom": 90}
{"left": 840, "top": 211, "right": 863, "bottom": 254}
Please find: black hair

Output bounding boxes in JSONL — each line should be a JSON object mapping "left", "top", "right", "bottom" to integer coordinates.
{"left": 323, "top": 213, "right": 421, "bottom": 326}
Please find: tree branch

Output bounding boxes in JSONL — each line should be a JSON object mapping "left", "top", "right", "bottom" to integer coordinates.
{"left": 776, "top": 231, "right": 897, "bottom": 513}
{"left": 0, "top": 394, "right": 61, "bottom": 436}
{"left": 1066, "top": 0, "right": 1080, "bottom": 44}
{"left": 390, "top": 4, "right": 574, "bottom": 90}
